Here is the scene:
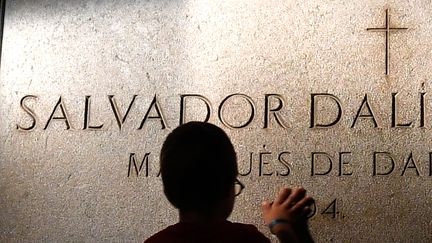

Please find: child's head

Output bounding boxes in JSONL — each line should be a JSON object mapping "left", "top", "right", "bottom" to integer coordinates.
{"left": 160, "top": 122, "right": 238, "bottom": 216}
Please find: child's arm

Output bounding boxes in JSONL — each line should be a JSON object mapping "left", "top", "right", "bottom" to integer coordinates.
{"left": 262, "top": 187, "right": 314, "bottom": 243}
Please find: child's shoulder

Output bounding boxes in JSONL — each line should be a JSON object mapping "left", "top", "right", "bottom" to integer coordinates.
{"left": 145, "top": 221, "right": 271, "bottom": 243}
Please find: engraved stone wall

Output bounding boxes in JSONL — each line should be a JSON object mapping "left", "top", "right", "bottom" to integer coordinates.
{"left": 1, "top": 0, "right": 432, "bottom": 242}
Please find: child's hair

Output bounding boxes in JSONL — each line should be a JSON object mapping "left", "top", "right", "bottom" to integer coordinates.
{"left": 160, "top": 122, "right": 238, "bottom": 212}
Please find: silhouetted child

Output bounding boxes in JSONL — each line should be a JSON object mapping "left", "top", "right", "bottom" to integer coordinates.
{"left": 145, "top": 122, "right": 314, "bottom": 243}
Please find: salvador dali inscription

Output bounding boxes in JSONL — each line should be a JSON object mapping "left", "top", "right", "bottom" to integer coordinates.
{"left": 16, "top": 92, "right": 428, "bottom": 131}
{"left": 14, "top": 91, "right": 432, "bottom": 182}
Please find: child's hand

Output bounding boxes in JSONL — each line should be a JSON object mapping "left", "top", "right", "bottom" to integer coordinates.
{"left": 262, "top": 187, "right": 314, "bottom": 237}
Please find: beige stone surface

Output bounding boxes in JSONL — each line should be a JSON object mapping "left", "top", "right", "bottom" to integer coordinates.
{"left": 1, "top": 0, "right": 432, "bottom": 242}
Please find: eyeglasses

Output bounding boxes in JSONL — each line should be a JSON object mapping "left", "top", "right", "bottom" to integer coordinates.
{"left": 234, "top": 179, "right": 245, "bottom": 196}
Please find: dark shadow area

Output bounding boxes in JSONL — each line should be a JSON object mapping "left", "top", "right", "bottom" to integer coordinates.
{"left": 0, "top": 0, "right": 6, "bottom": 68}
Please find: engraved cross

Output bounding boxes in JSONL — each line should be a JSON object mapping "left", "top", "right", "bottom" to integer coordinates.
{"left": 367, "top": 9, "right": 408, "bottom": 75}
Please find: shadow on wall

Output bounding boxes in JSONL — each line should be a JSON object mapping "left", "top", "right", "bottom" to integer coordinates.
{"left": 1, "top": 0, "right": 6, "bottom": 66}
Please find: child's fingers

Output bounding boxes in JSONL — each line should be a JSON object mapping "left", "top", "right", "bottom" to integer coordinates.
{"left": 261, "top": 200, "right": 271, "bottom": 212}
{"left": 274, "top": 187, "right": 291, "bottom": 205}
{"left": 303, "top": 206, "right": 312, "bottom": 216}
{"left": 284, "top": 187, "right": 306, "bottom": 207}
{"left": 292, "top": 196, "right": 314, "bottom": 212}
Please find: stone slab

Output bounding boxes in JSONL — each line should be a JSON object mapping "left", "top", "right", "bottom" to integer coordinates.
{"left": 1, "top": 0, "right": 432, "bottom": 242}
